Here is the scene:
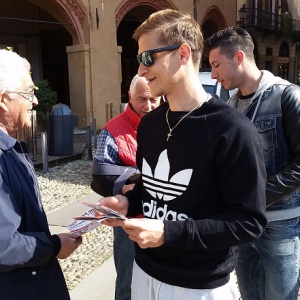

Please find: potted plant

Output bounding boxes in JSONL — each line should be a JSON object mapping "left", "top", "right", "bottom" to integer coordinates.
{"left": 34, "top": 79, "right": 58, "bottom": 132}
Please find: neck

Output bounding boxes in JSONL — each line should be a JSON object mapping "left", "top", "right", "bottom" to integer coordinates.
{"left": 168, "top": 87, "right": 208, "bottom": 112}
{"left": 239, "top": 68, "right": 262, "bottom": 96}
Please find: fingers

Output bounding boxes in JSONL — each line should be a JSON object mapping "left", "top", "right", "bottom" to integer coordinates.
{"left": 120, "top": 218, "right": 165, "bottom": 249}
{"left": 102, "top": 218, "right": 124, "bottom": 227}
{"left": 74, "top": 235, "right": 82, "bottom": 245}
{"left": 96, "top": 195, "right": 129, "bottom": 216}
{"left": 55, "top": 233, "right": 83, "bottom": 259}
{"left": 68, "top": 232, "right": 82, "bottom": 239}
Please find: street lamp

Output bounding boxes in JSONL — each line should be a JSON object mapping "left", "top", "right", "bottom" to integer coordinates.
{"left": 239, "top": 3, "right": 248, "bottom": 26}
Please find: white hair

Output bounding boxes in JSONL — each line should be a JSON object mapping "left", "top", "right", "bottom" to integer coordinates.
{"left": 129, "top": 74, "right": 148, "bottom": 95}
{"left": 0, "top": 49, "right": 31, "bottom": 94}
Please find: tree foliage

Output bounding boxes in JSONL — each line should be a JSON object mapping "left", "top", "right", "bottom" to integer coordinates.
{"left": 34, "top": 79, "right": 58, "bottom": 122}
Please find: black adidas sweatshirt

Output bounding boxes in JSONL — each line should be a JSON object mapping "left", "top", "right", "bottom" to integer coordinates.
{"left": 125, "top": 97, "right": 267, "bottom": 289}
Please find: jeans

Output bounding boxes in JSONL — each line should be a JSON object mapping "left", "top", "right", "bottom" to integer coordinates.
{"left": 113, "top": 226, "right": 135, "bottom": 300}
{"left": 235, "top": 217, "right": 300, "bottom": 300}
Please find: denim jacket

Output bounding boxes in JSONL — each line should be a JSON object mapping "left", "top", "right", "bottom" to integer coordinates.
{"left": 228, "top": 71, "right": 300, "bottom": 220}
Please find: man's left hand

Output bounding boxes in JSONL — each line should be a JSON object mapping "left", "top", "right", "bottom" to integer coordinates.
{"left": 121, "top": 218, "right": 165, "bottom": 249}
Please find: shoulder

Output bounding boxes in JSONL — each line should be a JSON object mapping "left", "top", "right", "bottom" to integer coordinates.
{"left": 279, "top": 83, "right": 300, "bottom": 111}
{"left": 270, "top": 79, "right": 300, "bottom": 96}
{"left": 204, "top": 96, "right": 247, "bottom": 119}
{"left": 280, "top": 82, "right": 300, "bottom": 94}
{"left": 139, "top": 102, "right": 167, "bottom": 125}
{"left": 98, "top": 128, "right": 114, "bottom": 141}
{"left": 204, "top": 96, "right": 258, "bottom": 135}
{"left": 104, "top": 111, "right": 126, "bottom": 129}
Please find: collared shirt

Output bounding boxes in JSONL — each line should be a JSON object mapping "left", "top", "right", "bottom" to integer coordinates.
{"left": 94, "top": 129, "right": 120, "bottom": 165}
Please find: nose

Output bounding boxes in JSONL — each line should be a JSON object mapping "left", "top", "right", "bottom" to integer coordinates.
{"left": 138, "top": 63, "right": 147, "bottom": 77}
{"left": 32, "top": 95, "right": 38, "bottom": 106}
{"left": 144, "top": 99, "right": 152, "bottom": 111}
{"left": 150, "top": 103, "right": 157, "bottom": 110}
{"left": 211, "top": 68, "right": 217, "bottom": 80}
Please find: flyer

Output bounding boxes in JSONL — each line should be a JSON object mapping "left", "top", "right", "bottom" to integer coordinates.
{"left": 67, "top": 202, "right": 126, "bottom": 235}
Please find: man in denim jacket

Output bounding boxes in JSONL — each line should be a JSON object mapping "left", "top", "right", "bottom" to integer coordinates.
{"left": 206, "top": 26, "right": 300, "bottom": 299}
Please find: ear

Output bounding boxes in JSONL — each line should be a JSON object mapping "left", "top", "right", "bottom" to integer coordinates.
{"left": 179, "top": 43, "right": 191, "bottom": 65}
{"left": 128, "top": 92, "right": 133, "bottom": 105}
{"left": 0, "top": 93, "right": 9, "bottom": 112}
{"left": 235, "top": 50, "right": 244, "bottom": 66}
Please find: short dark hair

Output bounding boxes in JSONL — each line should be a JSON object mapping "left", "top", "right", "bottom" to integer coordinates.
{"left": 204, "top": 26, "right": 255, "bottom": 60}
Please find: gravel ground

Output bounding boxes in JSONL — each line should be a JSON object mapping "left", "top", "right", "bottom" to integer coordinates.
{"left": 36, "top": 158, "right": 114, "bottom": 291}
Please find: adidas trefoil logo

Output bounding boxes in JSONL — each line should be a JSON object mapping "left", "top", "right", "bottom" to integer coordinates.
{"left": 142, "top": 150, "right": 193, "bottom": 201}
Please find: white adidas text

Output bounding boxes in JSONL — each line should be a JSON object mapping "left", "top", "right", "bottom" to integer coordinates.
{"left": 143, "top": 200, "right": 188, "bottom": 221}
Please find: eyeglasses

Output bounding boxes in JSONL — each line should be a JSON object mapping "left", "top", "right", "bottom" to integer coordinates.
{"left": 137, "top": 45, "right": 180, "bottom": 67}
{"left": 5, "top": 90, "right": 35, "bottom": 102}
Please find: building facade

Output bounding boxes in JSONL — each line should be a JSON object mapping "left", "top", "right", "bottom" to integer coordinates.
{"left": 236, "top": 0, "right": 300, "bottom": 85}
{"left": 4, "top": 0, "right": 298, "bottom": 130}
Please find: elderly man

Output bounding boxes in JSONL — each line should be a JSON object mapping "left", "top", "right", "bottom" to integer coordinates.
{"left": 0, "top": 49, "right": 82, "bottom": 299}
{"left": 91, "top": 74, "right": 161, "bottom": 300}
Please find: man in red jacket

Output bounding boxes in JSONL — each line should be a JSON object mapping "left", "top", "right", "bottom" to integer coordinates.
{"left": 91, "top": 74, "right": 161, "bottom": 300}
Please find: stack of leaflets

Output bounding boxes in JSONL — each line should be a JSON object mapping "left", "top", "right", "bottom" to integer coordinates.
{"left": 68, "top": 202, "right": 126, "bottom": 235}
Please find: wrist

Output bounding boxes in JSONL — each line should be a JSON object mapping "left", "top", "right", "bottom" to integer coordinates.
{"left": 50, "top": 234, "right": 61, "bottom": 258}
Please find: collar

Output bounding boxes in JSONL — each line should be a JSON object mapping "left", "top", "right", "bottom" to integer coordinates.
{"left": 228, "top": 70, "right": 284, "bottom": 108}
{"left": 124, "top": 103, "right": 141, "bottom": 129}
{"left": 0, "top": 130, "right": 17, "bottom": 151}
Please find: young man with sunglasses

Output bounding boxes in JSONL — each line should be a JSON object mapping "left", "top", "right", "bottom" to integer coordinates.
{"left": 98, "top": 9, "right": 267, "bottom": 299}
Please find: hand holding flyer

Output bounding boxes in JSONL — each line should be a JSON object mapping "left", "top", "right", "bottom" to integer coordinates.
{"left": 67, "top": 202, "right": 126, "bottom": 235}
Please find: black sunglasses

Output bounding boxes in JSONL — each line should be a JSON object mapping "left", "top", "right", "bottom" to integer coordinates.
{"left": 137, "top": 45, "right": 180, "bottom": 67}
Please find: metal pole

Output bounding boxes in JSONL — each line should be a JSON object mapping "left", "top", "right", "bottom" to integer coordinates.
{"left": 93, "top": 118, "right": 97, "bottom": 149}
{"left": 41, "top": 132, "right": 49, "bottom": 174}
{"left": 86, "top": 125, "right": 93, "bottom": 160}
{"left": 193, "top": 0, "right": 198, "bottom": 22}
{"left": 31, "top": 110, "right": 37, "bottom": 161}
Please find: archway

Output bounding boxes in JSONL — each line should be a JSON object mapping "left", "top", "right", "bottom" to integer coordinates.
{"left": 28, "top": 0, "right": 86, "bottom": 44}
{"left": 201, "top": 6, "right": 227, "bottom": 68}
{"left": 0, "top": 0, "right": 86, "bottom": 105}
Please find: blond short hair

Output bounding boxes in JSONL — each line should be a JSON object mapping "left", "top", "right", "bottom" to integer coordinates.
{"left": 133, "top": 9, "right": 203, "bottom": 68}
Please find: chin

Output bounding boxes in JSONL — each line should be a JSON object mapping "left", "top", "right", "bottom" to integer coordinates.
{"left": 24, "top": 120, "right": 31, "bottom": 128}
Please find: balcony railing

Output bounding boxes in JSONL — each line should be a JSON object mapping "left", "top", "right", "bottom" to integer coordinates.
{"left": 237, "top": 6, "right": 300, "bottom": 38}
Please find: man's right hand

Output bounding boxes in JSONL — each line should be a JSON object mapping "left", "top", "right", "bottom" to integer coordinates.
{"left": 97, "top": 194, "right": 129, "bottom": 217}
{"left": 56, "top": 233, "right": 82, "bottom": 259}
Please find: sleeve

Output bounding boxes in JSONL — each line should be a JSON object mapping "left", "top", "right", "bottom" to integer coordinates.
{"left": 93, "top": 129, "right": 121, "bottom": 165}
{"left": 91, "top": 129, "right": 120, "bottom": 196}
{"left": 266, "top": 84, "right": 300, "bottom": 206}
{"left": 0, "top": 171, "right": 54, "bottom": 272}
{"left": 124, "top": 176, "right": 144, "bottom": 217}
{"left": 164, "top": 113, "right": 267, "bottom": 251}
{"left": 124, "top": 123, "right": 144, "bottom": 217}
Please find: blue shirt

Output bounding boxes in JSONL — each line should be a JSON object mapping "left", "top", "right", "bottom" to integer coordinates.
{"left": 93, "top": 129, "right": 121, "bottom": 165}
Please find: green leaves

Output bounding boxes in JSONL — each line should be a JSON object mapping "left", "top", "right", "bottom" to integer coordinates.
{"left": 34, "top": 79, "right": 58, "bottom": 122}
